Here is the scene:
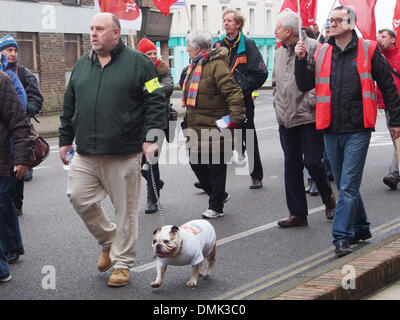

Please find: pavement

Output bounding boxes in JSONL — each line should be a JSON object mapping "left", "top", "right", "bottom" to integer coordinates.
{"left": 33, "top": 97, "right": 400, "bottom": 301}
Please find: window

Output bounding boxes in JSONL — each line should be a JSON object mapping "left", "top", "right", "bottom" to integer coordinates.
{"left": 16, "top": 33, "right": 37, "bottom": 71}
{"left": 62, "top": 0, "right": 80, "bottom": 5}
{"left": 190, "top": 5, "right": 197, "bottom": 30}
{"left": 266, "top": 9, "right": 272, "bottom": 34}
{"left": 64, "top": 34, "right": 81, "bottom": 70}
{"left": 221, "top": 6, "right": 227, "bottom": 32}
{"left": 249, "top": 8, "right": 255, "bottom": 34}
{"left": 202, "top": 5, "right": 208, "bottom": 30}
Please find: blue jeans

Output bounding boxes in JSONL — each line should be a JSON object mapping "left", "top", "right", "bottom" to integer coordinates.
{"left": 0, "top": 238, "right": 10, "bottom": 279}
{"left": 324, "top": 132, "right": 371, "bottom": 245}
{"left": 0, "top": 167, "right": 23, "bottom": 254}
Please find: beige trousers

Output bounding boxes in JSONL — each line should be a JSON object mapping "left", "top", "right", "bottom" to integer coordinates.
{"left": 66, "top": 152, "right": 142, "bottom": 269}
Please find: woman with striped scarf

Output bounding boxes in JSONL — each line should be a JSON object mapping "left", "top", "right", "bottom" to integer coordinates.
{"left": 182, "top": 30, "right": 246, "bottom": 219}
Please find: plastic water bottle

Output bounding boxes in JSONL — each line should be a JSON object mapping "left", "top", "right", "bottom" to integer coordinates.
{"left": 63, "top": 148, "right": 74, "bottom": 171}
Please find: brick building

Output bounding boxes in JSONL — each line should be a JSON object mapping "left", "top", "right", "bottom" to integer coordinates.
{"left": 0, "top": 0, "right": 279, "bottom": 113}
{"left": 0, "top": 0, "right": 152, "bottom": 114}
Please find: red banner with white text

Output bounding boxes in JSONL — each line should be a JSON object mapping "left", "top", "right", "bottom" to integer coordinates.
{"left": 339, "top": 0, "right": 377, "bottom": 40}
{"left": 94, "top": 0, "right": 142, "bottom": 30}
{"left": 280, "top": 0, "right": 318, "bottom": 27}
{"left": 153, "top": 0, "right": 178, "bottom": 16}
{"left": 393, "top": 0, "right": 400, "bottom": 47}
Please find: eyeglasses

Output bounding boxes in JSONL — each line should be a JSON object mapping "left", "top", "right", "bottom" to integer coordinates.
{"left": 328, "top": 18, "right": 345, "bottom": 24}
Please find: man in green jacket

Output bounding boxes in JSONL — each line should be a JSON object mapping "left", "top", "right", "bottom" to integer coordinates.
{"left": 58, "top": 13, "right": 165, "bottom": 288}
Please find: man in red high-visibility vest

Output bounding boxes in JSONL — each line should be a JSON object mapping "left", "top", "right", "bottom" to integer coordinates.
{"left": 294, "top": 6, "right": 400, "bottom": 258}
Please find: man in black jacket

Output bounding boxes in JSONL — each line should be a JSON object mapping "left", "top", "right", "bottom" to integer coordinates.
{"left": 214, "top": 9, "right": 268, "bottom": 189}
{"left": 294, "top": 6, "right": 400, "bottom": 257}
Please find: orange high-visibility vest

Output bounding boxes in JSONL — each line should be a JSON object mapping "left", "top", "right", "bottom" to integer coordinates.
{"left": 314, "top": 38, "right": 378, "bottom": 130}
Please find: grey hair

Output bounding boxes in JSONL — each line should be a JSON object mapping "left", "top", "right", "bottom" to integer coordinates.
{"left": 186, "top": 30, "right": 213, "bottom": 50}
{"left": 277, "top": 9, "right": 300, "bottom": 37}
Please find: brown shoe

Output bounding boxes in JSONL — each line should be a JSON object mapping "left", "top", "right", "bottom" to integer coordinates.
{"left": 108, "top": 268, "right": 130, "bottom": 287}
{"left": 97, "top": 247, "right": 112, "bottom": 272}
{"left": 383, "top": 175, "right": 399, "bottom": 190}
{"left": 250, "top": 179, "right": 263, "bottom": 189}
{"left": 278, "top": 215, "right": 308, "bottom": 227}
{"left": 325, "top": 193, "right": 336, "bottom": 220}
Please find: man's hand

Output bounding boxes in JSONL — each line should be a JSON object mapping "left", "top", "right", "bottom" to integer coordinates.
{"left": 143, "top": 142, "right": 159, "bottom": 164}
{"left": 390, "top": 127, "right": 400, "bottom": 140}
{"left": 376, "top": 34, "right": 384, "bottom": 51}
{"left": 14, "top": 165, "right": 29, "bottom": 180}
{"left": 228, "top": 122, "right": 240, "bottom": 132}
{"left": 295, "top": 40, "right": 307, "bottom": 60}
{"left": 60, "top": 145, "right": 73, "bottom": 165}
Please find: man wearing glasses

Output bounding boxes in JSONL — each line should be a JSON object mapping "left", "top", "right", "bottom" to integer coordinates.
{"left": 294, "top": 6, "right": 400, "bottom": 257}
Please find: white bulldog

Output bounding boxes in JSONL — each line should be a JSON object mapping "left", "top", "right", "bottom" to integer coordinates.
{"left": 151, "top": 219, "right": 217, "bottom": 288}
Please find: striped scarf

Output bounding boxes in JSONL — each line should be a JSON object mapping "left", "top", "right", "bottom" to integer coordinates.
{"left": 182, "top": 50, "right": 210, "bottom": 108}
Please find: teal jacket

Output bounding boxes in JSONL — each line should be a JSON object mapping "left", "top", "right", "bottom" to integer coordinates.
{"left": 59, "top": 39, "right": 166, "bottom": 155}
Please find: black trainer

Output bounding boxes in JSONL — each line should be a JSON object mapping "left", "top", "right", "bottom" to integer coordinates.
{"left": 335, "top": 241, "right": 352, "bottom": 257}
{"left": 351, "top": 229, "right": 372, "bottom": 244}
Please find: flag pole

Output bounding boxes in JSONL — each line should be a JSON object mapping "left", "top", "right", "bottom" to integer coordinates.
{"left": 129, "top": 29, "right": 135, "bottom": 49}
{"left": 182, "top": 0, "right": 192, "bottom": 32}
{"left": 317, "top": 0, "right": 337, "bottom": 42}
{"left": 297, "top": 0, "right": 302, "bottom": 39}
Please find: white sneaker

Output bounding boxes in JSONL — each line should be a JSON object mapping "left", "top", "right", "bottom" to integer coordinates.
{"left": 202, "top": 209, "right": 224, "bottom": 219}
{"left": 0, "top": 274, "right": 11, "bottom": 282}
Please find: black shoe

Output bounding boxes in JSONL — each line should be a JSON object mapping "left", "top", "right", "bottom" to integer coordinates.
{"left": 383, "top": 175, "right": 399, "bottom": 190}
{"left": 194, "top": 182, "right": 204, "bottom": 190}
{"left": 24, "top": 168, "right": 33, "bottom": 182}
{"left": 305, "top": 178, "right": 312, "bottom": 194}
{"left": 5, "top": 246, "right": 24, "bottom": 264}
{"left": 249, "top": 178, "right": 263, "bottom": 189}
{"left": 351, "top": 230, "right": 372, "bottom": 244}
{"left": 145, "top": 200, "right": 157, "bottom": 214}
{"left": 0, "top": 274, "right": 11, "bottom": 282}
{"left": 309, "top": 180, "right": 319, "bottom": 196}
{"left": 6, "top": 252, "right": 20, "bottom": 264}
{"left": 335, "top": 241, "right": 352, "bottom": 257}
{"left": 145, "top": 183, "right": 159, "bottom": 214}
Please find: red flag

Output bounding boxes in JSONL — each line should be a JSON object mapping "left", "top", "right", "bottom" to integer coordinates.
{"left": 153, "top": 0, "right": 178, "bottom": 16}
{"left": 339, "top": 0, "right": 377, "bottom": 40}
{"left": 393, "top": 0, "right": 400, "bottom": 47}
{"left": 94, "top": 0, "right": 142, "bottom": 30}
{"left": 280, "top": 0, "right": 318, "bottom": 27}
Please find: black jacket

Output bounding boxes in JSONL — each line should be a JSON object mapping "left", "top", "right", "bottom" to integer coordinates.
{"left": 295, "top": 31, "right": 400, "bottom": 133}
{"left": 8, "top": 62, "right": 44, "bottom": 117}
{"left": 215, "top": 32, "right": 268, "bottom": 111}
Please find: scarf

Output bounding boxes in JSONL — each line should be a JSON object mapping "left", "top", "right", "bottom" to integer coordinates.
{"left": 182, "top": 50, "right": 210, "bottom": 108}
{"left": 224, "top": 32, "right": 241, "bottom": 60}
